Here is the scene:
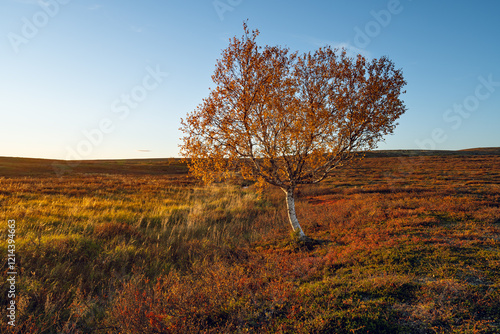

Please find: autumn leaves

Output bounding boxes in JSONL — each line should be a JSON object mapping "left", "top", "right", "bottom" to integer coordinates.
{"left": 180, "top": 24, "right": 406, "bottom": 238}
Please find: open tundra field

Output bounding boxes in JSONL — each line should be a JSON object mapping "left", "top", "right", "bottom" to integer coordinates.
{"left": 1, "top": 150, "right": 499, "bottom": 333}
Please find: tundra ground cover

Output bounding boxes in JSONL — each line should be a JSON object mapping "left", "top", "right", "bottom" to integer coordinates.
{"left": 1, "top": 152, "right": 499, "bottom": 333}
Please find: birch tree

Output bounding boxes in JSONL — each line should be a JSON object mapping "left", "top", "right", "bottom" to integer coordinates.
{"left": 180, "top": 24, "right": 407, "bottom": 241}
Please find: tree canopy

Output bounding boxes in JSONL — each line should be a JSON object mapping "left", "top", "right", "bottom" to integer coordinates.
{"left": 180, "top": 24, "right": 407, "bottom": 240}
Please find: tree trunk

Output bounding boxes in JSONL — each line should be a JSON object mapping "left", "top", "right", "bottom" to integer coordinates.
{"left": 284, "top": 188, "right": 307, "bottom": 240}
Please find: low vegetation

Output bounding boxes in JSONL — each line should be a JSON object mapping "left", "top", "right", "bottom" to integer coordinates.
{"left": 1, "top": 151, "right": 499, "bottom": 333}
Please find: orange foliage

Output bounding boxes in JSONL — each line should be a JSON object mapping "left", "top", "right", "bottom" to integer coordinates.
{"left": 180, "top": 23, "right": 406, "bottom": 189}
{"left": 180, "top": 23, "right": 407, "bottom": 238}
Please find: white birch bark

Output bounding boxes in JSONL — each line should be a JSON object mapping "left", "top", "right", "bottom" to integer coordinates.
{"left": 284, "top": 188, "right": 307, "bottom": 240}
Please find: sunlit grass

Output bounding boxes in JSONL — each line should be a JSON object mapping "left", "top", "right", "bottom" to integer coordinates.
{"left": 0, "top": 154, "right": 499, "bottom": 333}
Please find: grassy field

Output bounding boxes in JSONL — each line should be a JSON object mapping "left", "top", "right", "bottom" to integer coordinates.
{"left": 1, "top": 150, "right": 499, "bottom": 333}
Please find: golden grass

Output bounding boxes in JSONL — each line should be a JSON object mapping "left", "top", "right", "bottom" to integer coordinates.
{"left": 0, "top": 153, "right": 499, "bottom": 333}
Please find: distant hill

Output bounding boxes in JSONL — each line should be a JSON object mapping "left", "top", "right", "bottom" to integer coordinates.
{"left": 0, "top": 157, "right": 188, "bottom": 177}
{"left": 1, "top": 148, "right": 498, "bottom": 177}
{"left": 367, "top": 147, "right": 500, "bottom": 157}
{"left": 459, "top": 147, "right": 500, "bottom": 154}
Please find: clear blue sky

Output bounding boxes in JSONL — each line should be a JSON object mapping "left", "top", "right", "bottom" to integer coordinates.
{"left": 1, "top": 0, "right": 499, "bottom": 160}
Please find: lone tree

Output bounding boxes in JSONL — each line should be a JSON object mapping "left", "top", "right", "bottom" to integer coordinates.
{"left": 180, "top": 24, "right": 407, "bottom": 241}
